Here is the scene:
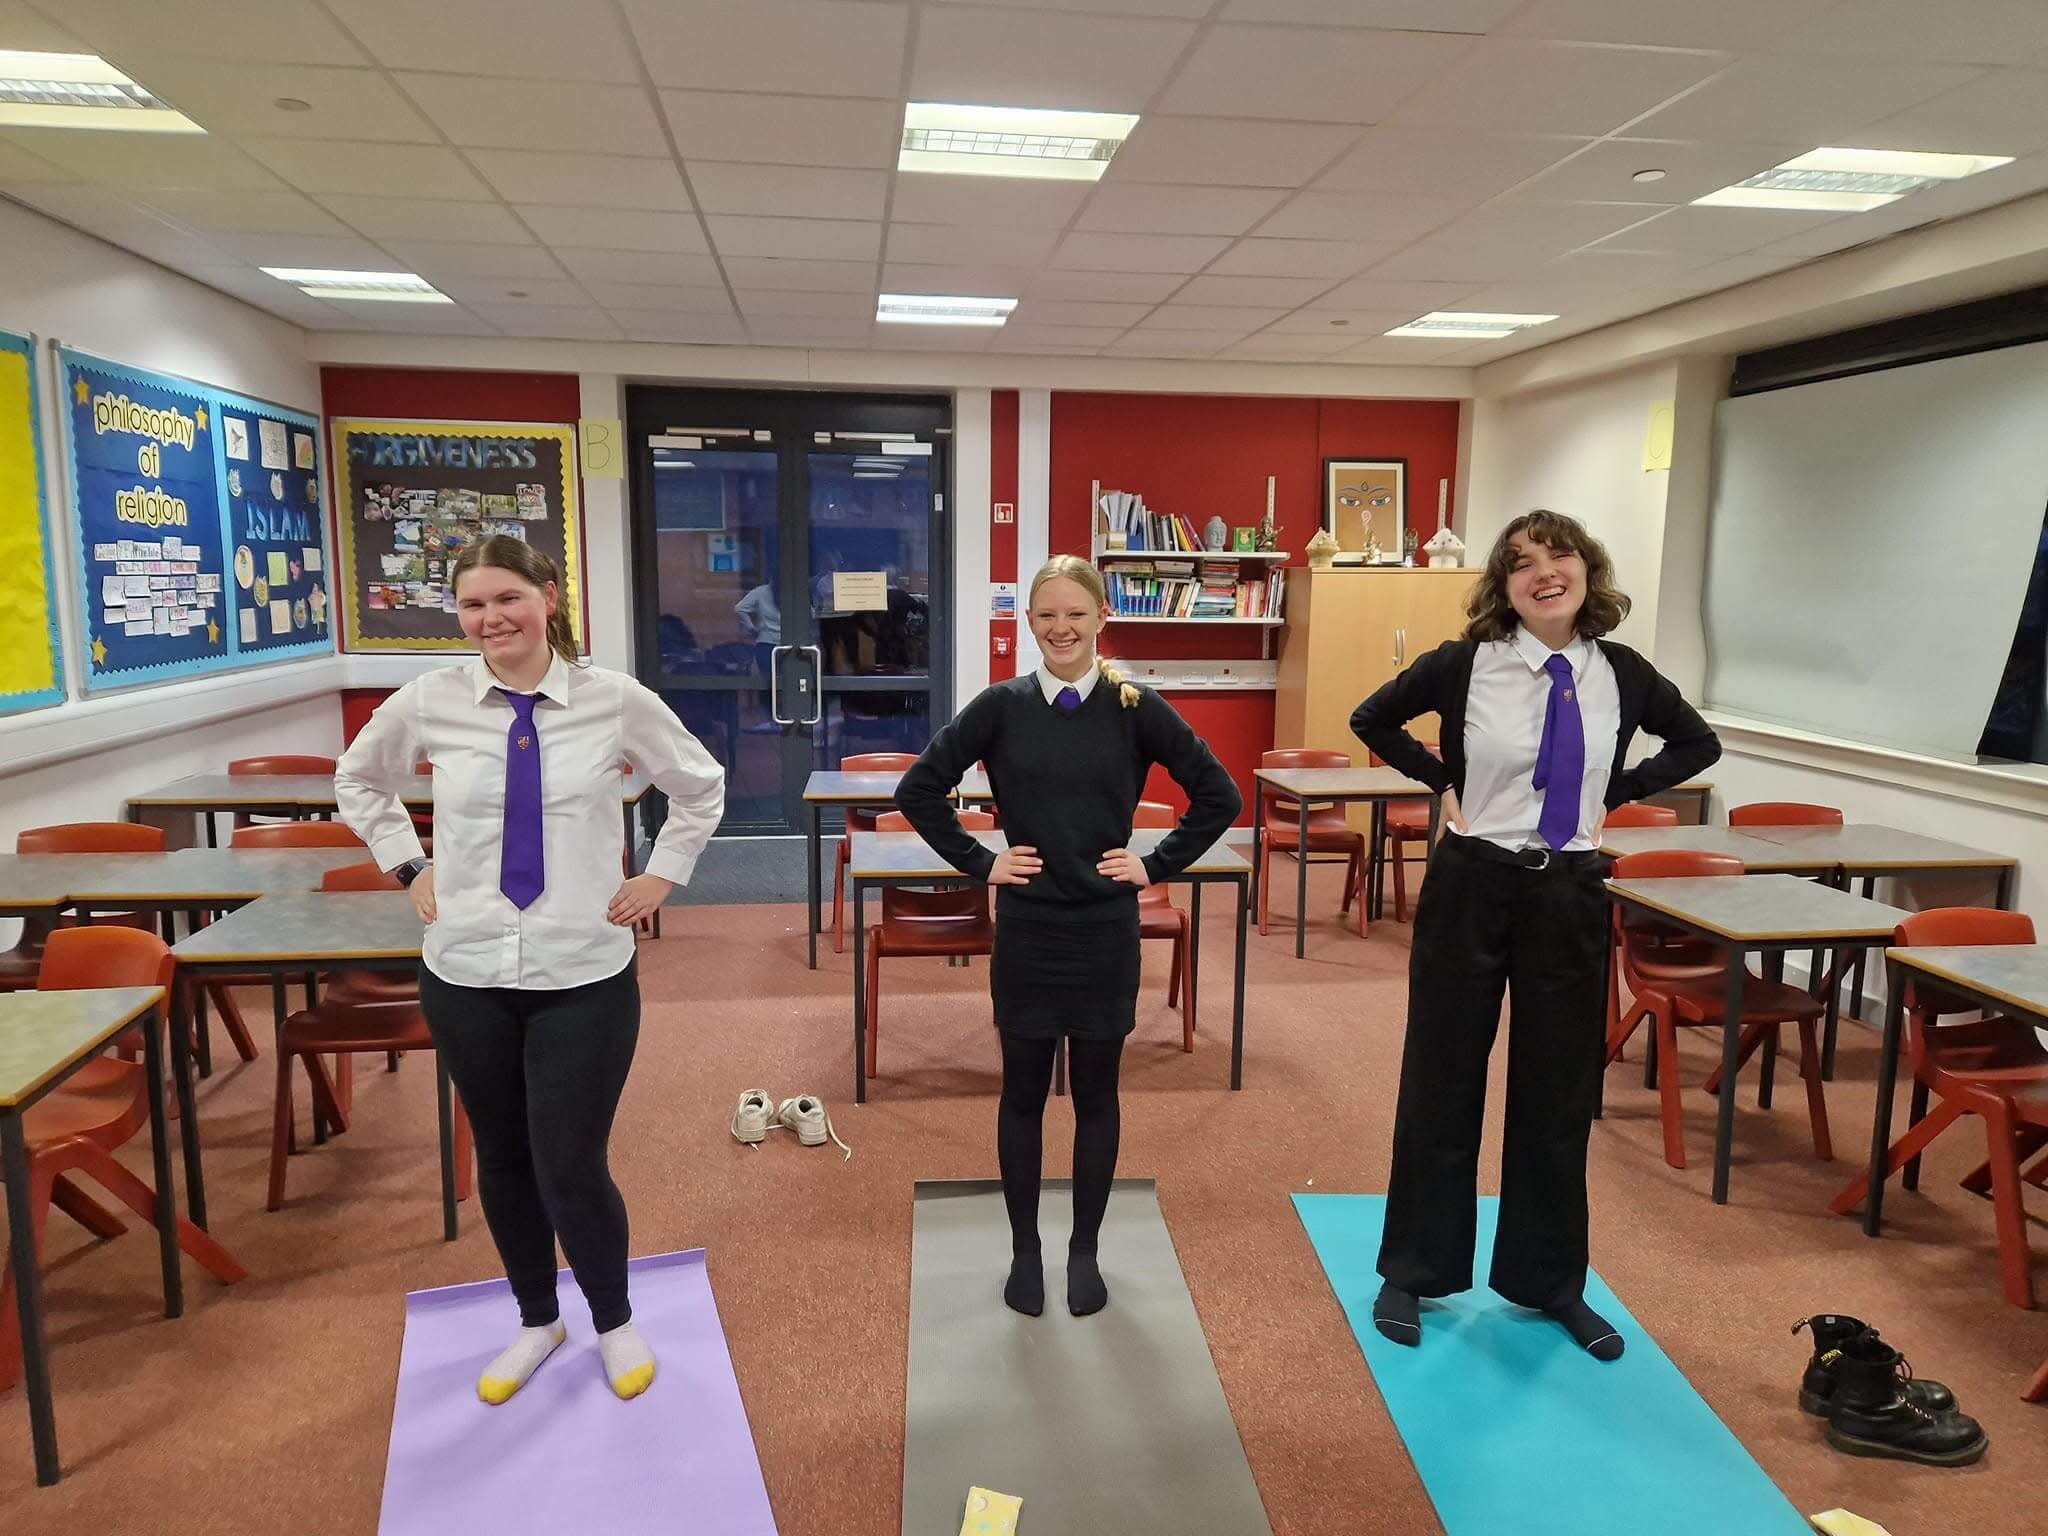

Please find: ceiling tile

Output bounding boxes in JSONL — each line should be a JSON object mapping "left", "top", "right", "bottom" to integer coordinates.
{"left": 690, "top": 163, "right": 887, "bottom": 220}
{"left": 1172, "top": 274, "right": 1336, "bottom": 305}
{"left": 1161, "top": 26, "right": 1472, "bottom": 124}
{"left": 1219, "top": 332, "right": 1356, "bottom": 356}
{"left": 1135, "top": 304, "right": 1283, "bottom": 332}
{"left": 242, "top": 138, "right": 494, "bottom": 199}
{"left": 623, "top": 0, "right": 908, "bottom": 97}
{"left": 1108, "top": 117, "right": 1358, "bottom": 186}
{"left": 1426, "top": 200, "right": 1667, "bottom": 259}
{"left": 580, "top": 281, "right": 734, "bottom": 313}
{"left": 1387, "top": 41, "right": 1729, "bottom": 136}
{"left": 1848, "top": 69, "right": 2048, "bottom": 158}
{"left": 1027, "top": 269, "right": 1188, "bottom": 302}
{"left": 749, "top": 314, "right": 875, "bottom": 342}
{"left": 1220, "top": 0, "right": 1517, "bottom": 27}
{"left": 734, "top": 289, "right": 875, "bottom": 318}
{"left": 1538, "top": 245, "right": 1719, "bottom": 284}
{"left": 720, "top": 256, "right": 876, "bottom": 292}
{"left": 1600, "top": 204, "right": 1849, "bottom": 256}
{"left": 313, "top": 304, "right": 500, "bottom": 336}
{"left": 127, "top": 60, "right": 437, "bottom": 141}
{"left": 890, "top": 174, "right": 1090, "bottom": 229}
{"left": 1307, "top": 277, "right": 1480, "bottom": 310}
{"left": 210, "top": 231, "right": 397, "bottom": 268}
{"left": 551, "top": 248, "right": 724, "bottom": 284}
{"left": 326, "top": 0, "right": 641, "bottom": 82}
{"left": 432, "top": 276, "right": 590, "bottom": 306}
{"left": 466, "top": 303, "right": 624, "bottom": 338}
{"left": 0, "top": 138, "right": 74, "bottom": 184}
{"left": 607, "top": 309, "right": 749, "bottom": 342}
{"left": 1104, "top": 331, "right": 1233, "bottom": 356}
{"left": 1339, "top": 336, "right": 1473, "bottom": 361}
{"left": 319, "top": 194, "right": 532, "bottom": 243}
{"left": 137, "top": 187, "right": 353, "bottom": 236}
{"left": 8, "top": 185, "right": 239, "bottom": 265}
{"left": 885, "top": 224, "right": 1058, "bottom": 266}
{"left": 877, "top": 325, "right": 994, "bottom": 352}
{"left": 1630, "top": 56, "right": 1985, "bottom": 143}
{"left": 1264, "top": 308, "right": 1409, "bottom": 334}
{"left": 660, "top": 91, "right": 901, "bottom": 169}
{"left": 994, "top": 342, "right": 1107, "bottom": 356}
{"left": 1008, "top": 299, "right": 1154, "bottom": 326}
{"left": 0, "top": 1, "right": 85, "bottom": 51}
{"left": 520, "top": 206, "right": 708, "bottom": 254}
{"left": 879, "top": 263, "right": 1038, "bottom": 296}
{"left": 1505, "top": 138, "right": 1802, "bottom": 205}
{"left": 1076, "top": 184, "right": 1287, "bottom": 237}
{"left": 1253, "top": 191, "right": 1462, "bottom": 243}
{"left": 1774, "top": 0, "right": 2048, "bottom": 65}
{"left": 710, "top": 214, "right": 879, "bottom": 261}
{"left": 397, "top": 75, "right": 666, "bottom": 154}
{"left": 1356, "top": 242, "right": 1526, "bottom": 283}
{"left": 381, "top": 241, "right": 569, "bottom": 279}
{"left": 993, "top": 324, "right": 1127, "bottom": 346}
{"left": 470, "top": 151, "right": 690, "bottom": 212}
{"left": 61, "top": 0, "right": 364, "bottom": 63}
{"left": 1499, "top": 0, "right": 1834, "bottom": 50}
{"left": 1205, "top": 238, "right": 1390, "bottom": 277}
{"left": 6, "top": 131, "right": 287, "bottom": 196}
{"left": 912, "top": 7, "right": 1194, "bottom": 110}
{"left": 1052, "top": 231, "right": 1231, "bottom": 272}
{"left": 940, "top": 0, "right": 1211, "bottom": 17}
{"left": 1313, "top": 128, "right": 1590, "bottom": 199}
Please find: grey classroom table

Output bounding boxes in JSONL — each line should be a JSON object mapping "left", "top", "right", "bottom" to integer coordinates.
{"left": 1596, "top": 824, "right": 1838, "bottom": 873}
{"left": 1, "top": 986, "right": 175, "bottom": 1486}
{"left": 1852, "top": 943, "right": 2048, "bottom": 1238}
{"left": 170, "top": 891, "right": 461, "bottom": 1241}
{"left": 845, "top": 828, "right": 1252, "bottom": 1103}
{"left": 800, "top": 769, "right": 993, "bottom": 969}
{"left": 1250, "top": 766, "right": 1438, "bottom": 958}
{"left": 1651, "top": 781, "right": 1714, "bottom": 825}
{"left": 1603, "top": 874, "right": 1909, "bottom": 1204}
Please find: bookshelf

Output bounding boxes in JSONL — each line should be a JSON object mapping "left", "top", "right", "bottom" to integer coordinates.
{"left": 1088, "top": 478, "right": 1290, "bottom": 629}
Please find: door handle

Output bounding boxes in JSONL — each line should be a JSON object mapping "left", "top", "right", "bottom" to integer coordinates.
{"left": 1393, "top": 627, "right": 1406, "bottom": 667}
{"left": 800, "top": 644, "right": 824, "bottom": 726}
{"left": 769, "top": 644, "right": 794, "bottom": 725}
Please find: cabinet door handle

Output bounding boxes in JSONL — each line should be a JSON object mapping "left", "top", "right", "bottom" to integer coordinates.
{"left": 1393, "top": 627, "right": 1406, "bottom": 666}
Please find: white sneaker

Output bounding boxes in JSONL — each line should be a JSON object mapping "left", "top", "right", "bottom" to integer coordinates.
{"left": 731, "top": 1088, "right": 774, "bottom": 1148}
{"left": 773, "top": 1094, "right": 851, "bottom": 1161}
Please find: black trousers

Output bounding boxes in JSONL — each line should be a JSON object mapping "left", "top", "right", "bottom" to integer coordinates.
{"left": 419, "top": 958, "right": 640, "bottom": 1332}
{"left": 1376, "top": 836, "right": 1608, "bottom": 1311}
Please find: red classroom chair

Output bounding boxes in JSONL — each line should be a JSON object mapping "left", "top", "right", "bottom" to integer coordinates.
{"left": 1133, "top": 801, "right": 1193, "bottom": 1051}
{"left": 1259, "top": 749, "right": 1366, "bottom": 939}
{"left": 1368, "top": 743, "right": 1440, "bottom": 924}
{"left": 228, "top": 754, "right": 339, "bottom": 831}
{"left": 834, "top": 752, "right": 918, "bottom": 955}
{"left": 1604, "top": 802, "right": 1680, "bottom": 829}
{"left": 230, "top": 823, "right": 366, "bottom": 850}
{"left": 3, "top": 822, "right": 168, "bottom": 995}
{"left": 862, "top": 811, "right": 996, "bottom": 1079}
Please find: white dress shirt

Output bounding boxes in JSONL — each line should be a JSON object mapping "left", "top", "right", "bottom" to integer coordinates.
{"left": 1035, "top": 660, "right": 1100, "bottom": 705}
{"left": 335, "top": 654, "right": 726, "bottom": 990}
{"left": 1456, "top": 628, "right": 1620, "bottom": 854}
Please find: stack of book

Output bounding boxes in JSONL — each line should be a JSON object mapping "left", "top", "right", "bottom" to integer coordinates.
{"left": 1099, "top": 558, "right": 1287, "bottom": 619}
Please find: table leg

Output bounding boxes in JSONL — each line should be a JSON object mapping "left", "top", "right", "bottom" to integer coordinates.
{"left": 806, "top": 803, "right": 822, "bottom": 970}
{"left": 1188, "top": 882, "right": 1202, "bottom": 1035}
{"left": 1863, "top": 963, "right": 1906, "bottom": 1237}
{"left": 852, "top": 881, "right": 867, "bottom": 1105}
{"left": 1295, "top": 793, "right": 1309, "bottom": 961}
{"left": 192, "top": 969, "right": 213, "bottom": 1081}
{"left": 141, "top": 1004, "right": 182, "bottom": 1320}
{"left": 1995, "top": 864, "right": 2015, "bottom": 911}
{"left": 1711, "top": 943, "right": 1745, "bottom": 1204}
{"left": 1231, "top": 873, "right": 1248, "bottom": 1090}
{"left": 436, "top": 1056, "right": 458, "bottom": 1243}
{"left": 1819, "top": 930, "right": 1844, "bottom": 1083}
{"left": 1251, "top": 780, "right": 1263, "bottom": 936}
{"left": 1368, "top": 802, "right": 1385, "bottom": 922}
{"left": 1848, "top": 876, "right": 1875, "bottom": 1027}
{"left": 1760, "top": 951, "right": 1784, "bottom": 1108}
{"left": 169, "top": 974, "right": 207, "bottom": 1230}
{"left": 3, "top": 1112, "right": 60, "bottom": 1484}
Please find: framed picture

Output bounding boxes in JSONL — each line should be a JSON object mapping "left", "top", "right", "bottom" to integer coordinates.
{"left": 1322, "top": 458, "right": 1406, "bottom": 563}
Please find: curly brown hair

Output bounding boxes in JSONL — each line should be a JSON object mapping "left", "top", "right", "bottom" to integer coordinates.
{"left": 1463, "top": 510, "right": 1631, "bottom": 643}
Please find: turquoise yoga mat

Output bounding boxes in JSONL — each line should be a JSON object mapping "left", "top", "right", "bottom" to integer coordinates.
{"left": 1293, "top": 1195, "right": 1810, "bottom": 1536}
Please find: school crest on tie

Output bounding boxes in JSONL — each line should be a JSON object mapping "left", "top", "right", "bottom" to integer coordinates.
{"left": 518, "top": 735, "right": 531, "bottom": 750}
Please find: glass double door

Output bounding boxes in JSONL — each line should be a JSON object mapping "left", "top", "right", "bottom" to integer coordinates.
{"left": 627, "top": 388, "right": 951, "bottom": 835}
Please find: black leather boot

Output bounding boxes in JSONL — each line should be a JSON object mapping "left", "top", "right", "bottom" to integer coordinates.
{"left": 1824, "top": 1331, "right": 1986, "bottom": 1466}
{"left": 1794, "top": 1315, "right": 1955, "bottom": 1416}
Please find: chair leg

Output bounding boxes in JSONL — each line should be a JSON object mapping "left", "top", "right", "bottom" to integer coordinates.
{"left": 1655, "top": 1011, "right": 1687, "bottom": 1170}
{"left": 452, "top": 1091, "right": 475, "bottom": 1201}
{"left": 1982, "top": 1103, "right": 2035, "bottom": 1309}
{"left": 1827, "top": 1096, "right": 1968, "bottom": 1216}
{"left": 1702, "top": 1019, "right": 1774, "bottom": 1096}
{"left": 1796, "top": 1019, "right": 1832, "bottom": 1161}
{"left": 207, "top": 982, "right": 261, "bottom": 1063}
{"left": 1177, "top": 916, "right": 1193, "bottom": 1051}
{"left": 1606, "top": 997, "right": 1650, "bottom": 1066}
{"left": 2024, "top": 1351, "right": 2048, "bottom": 1403}
{"left": 1166, "top": 930, "right": 1183, "bottom": 1008}
{"left": 1391, "top": 839, "right": 1410, "bottom": 924}
{"left": 1351, "top": 849, "right": 1368, "bottom": 938}
{"left": 80, "top": 1148, "right": 247, "bottom": 1283}
{"left": 1258, "top": 848, "right": 1275, "bottom": 936}
{"left": 833, "top": 838, "right": 850, "bottom": 955}
{"left": 864, "top": 938, "right": 881, "bottom": 1079}
{"left": 49, "top": 1173, "right": 127, "bottom": 1239}
{"left": 268, "top": 1043, "right": 294, "bottom": 1212}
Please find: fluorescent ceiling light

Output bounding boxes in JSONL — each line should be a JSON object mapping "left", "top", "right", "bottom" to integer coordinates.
{"left": 876, "top": 293, "right": 1016, "bottom": 327}
{"left": 1693, "top": 145, "right": 2013, "bottom": 212}
{"left": 900, "top": 102, "right": 1138, "bottom": 182}
{"left": 260, "top": 267, "right": 451, "bottom": 303}
{"left": 1385, "top": 311, "right": 1557, "bottom": 340}
{"left": 0, "top": 50, "right": 203, "bottom": 132}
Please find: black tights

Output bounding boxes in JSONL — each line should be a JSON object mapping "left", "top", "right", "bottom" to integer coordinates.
{"left": 997, "top": 1033, "right": 1124, "bottom": 1256}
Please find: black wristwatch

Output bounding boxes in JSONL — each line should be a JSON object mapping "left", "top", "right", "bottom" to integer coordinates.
{"left": 395, "top": 858, "right": 430, "bottom": 888}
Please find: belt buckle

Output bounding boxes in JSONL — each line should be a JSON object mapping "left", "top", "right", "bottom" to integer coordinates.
{"left": 1528, "top": 847, "right": 1551, "bottom": 871}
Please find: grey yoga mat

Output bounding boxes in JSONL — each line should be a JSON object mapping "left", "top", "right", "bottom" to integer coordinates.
{"left": 902, "top": 1179, "right": 1271, "bottom": 1536}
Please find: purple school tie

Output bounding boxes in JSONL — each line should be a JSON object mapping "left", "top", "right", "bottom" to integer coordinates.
{"left": 499, "top": 690, "right": 545, "bottom": 909}
{"left": 1531, "top": 652, "right": 1585, "bottom": 850}
{"left": 1055, "top": 685, "right": 1082, "bottom": 714}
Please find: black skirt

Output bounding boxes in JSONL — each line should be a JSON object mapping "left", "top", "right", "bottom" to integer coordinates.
{"left": 990, "top": 903, "right": 1141, "bottom": 1040}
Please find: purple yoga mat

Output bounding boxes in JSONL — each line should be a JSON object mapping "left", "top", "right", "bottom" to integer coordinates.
{"left": 379, "top": 1250, "right": 776, "bottom": 1535}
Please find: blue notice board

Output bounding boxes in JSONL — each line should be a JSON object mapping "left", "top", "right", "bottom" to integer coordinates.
{"left": 214, "top": 390, "right": 330, "bottom": 658}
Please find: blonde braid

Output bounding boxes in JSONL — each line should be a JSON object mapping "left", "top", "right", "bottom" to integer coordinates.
{"left": 1096, "top": 653, "right": 1140, "bottom": 709}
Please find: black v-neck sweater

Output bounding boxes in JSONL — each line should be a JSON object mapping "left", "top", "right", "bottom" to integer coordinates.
{"left": 896, "top": 675, "right": 1241, "bottom": 923}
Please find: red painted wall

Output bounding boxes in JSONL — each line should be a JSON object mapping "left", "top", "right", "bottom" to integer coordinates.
{"left": 324, "top": 367, "right": 584, "bottom": 744}
{"left": 1049, "top": 391, "right": 1461, "bottom": 818}
{"left": 989, "top": 389, "right": 1019, "bottom": 682}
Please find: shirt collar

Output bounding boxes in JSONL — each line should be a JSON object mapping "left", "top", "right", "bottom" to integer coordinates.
{"left": 1510, "top": 624, "right": 1589, "bottom": 679}
{"left": 1036, "top": 661, "right": 1099, "bottom": 705}
{"left": 470, "top": 650, "right": 572, "bottom": 706}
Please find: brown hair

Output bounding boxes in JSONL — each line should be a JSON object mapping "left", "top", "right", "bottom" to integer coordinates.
{"left": 1026, "top": 554, "right": 1138, "bottom": 708}
{"left": 450, "top": 535, "right": 581, "bottom": 666}
{"left": 1462, "top": 510, "right": 1630, "bottom": 643}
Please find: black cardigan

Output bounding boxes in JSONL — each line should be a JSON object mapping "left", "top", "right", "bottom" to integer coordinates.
{"left": 1349, "top": 637, "right": 1721, "bottom": 809}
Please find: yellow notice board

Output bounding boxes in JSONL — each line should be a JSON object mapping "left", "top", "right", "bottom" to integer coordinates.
{"left": 0, "top": 329, "right": 63, "bottom": 713}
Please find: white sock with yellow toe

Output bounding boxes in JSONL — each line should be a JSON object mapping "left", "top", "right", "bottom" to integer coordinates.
{"left": 598, "top": 1319, "right": 656, "bottom": 1400}
{"left": 477, "top": 1321, "right": 566, "bottom": 1405}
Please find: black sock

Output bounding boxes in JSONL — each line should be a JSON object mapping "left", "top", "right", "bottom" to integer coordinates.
{"left": 1005, "top": 1251, "right": 1044, "bottom": 1317}
{"left": 1067, "top": 1248, "right": 1108, "bottom": 1316}
{"left": 1547, "top": 1298, "right": 1624, "bottom": 1361}
{"left": 1373, "top": 1284, "right": 1420, "bottom": 1346}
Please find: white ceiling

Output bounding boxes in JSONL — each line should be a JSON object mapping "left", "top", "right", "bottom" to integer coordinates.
{"left": 4, "top": 0, "right": 2048, "bottom": 365}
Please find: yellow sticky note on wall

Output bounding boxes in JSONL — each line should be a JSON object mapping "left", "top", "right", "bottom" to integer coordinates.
{"left": 579, "top": 417, "right": 623, "bottom": 478}
{"left": 1643, "top": 399, "right": 1675, "bottom": 471}
{"left": 959, "top": 1486, "right": 1022, "bottom": 1535}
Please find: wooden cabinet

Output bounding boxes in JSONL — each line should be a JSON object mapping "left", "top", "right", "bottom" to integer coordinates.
{"left": 1274, "top": 567, "right": 1475, "bottom": 822}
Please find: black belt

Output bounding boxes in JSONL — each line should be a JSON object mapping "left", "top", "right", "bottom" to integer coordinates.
{"left": 1447, "top": 835, "right": 1603, "bottom": 875}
